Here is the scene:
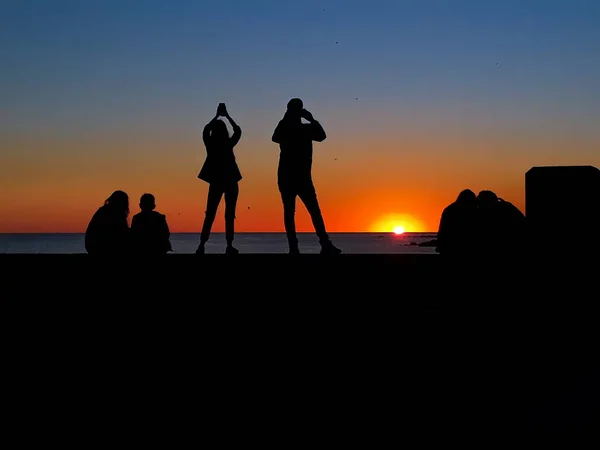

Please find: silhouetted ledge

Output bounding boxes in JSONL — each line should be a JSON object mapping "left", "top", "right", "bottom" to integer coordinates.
{"left": 2, "top": 251, "right": 593, "bottom": 269}
{"left": 1, "top": 252, "right": 444, "bottom": 272}
{"left": 3, "top": 252, "right": 596, "bottom": 436}
{"left": 3, "top": 251, "right": 594, "bottom": 300}
{"left": 0, "top": 253, "right": 439, "bottom": 257}
{"left": 0, "top": 251, "right": 590, "bottom": 265}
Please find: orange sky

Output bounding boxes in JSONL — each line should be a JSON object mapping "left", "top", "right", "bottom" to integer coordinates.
{"left": 2, "top": 127, "right": 598, "bottom": 233}
{"left": 2, "top": 1, "right": 600, "bottom": 234}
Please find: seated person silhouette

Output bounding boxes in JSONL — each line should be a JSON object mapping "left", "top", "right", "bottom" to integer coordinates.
{"left": 272, "top": 98, "right": 341, "bottom": 255}
{"left": 85, "top": 190, "right": 130, "bottom": 255}
{"left": 130, "top": 193, "right": 172, "bottom": 255}
{"left": 436, "top": 189, "right": 479, "bottom": 256}
{"left": 477, "top": 190, "right": 526, "bottom": 255}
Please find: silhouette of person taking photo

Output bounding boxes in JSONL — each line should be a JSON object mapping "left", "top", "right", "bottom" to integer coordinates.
{"left": 131, "top": 193, "right": 172, "bottom": 255}
{"left": 272, "top": 98, "right": 341, "bottom": 255}
{"left": 85, "top": 190, "right": 130, "bottom": 255}
{"left": 196, "top": 103, "right": 242, "bottom": 255}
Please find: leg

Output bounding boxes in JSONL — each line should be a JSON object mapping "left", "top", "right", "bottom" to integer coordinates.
{"left": 200, "top": 184, "right": 224, "bottom": 246}
{"left": 299, "top": 182, "right": 342, "bottom": 254}
{"left": 224, "top": 182, "right": 239, "bottom": 248}
{"left": 298, "top": 182, "right": 329, "bottom": 244}
{"left": 280, "top": 190, "right": 299, "bottom": 252}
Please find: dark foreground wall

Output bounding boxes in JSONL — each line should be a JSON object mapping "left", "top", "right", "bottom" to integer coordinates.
{"left": 2, "top": 253, "right": 597, "bottom": 439}
{"left": 2, "top": 252, "right": 594, "bottom": 306}
{"left": 526, "top": 165, "right": 600, "bottom": 252}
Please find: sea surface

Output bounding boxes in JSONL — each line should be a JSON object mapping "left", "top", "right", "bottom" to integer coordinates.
{"left": 0, "top": 232, "right": 438, "bottom": 254}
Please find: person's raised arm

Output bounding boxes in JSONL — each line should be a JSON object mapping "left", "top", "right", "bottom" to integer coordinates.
{"left": 224, "top": 112, "right": 242, "bottom": 147}
{"left": 202, "top": 114, "right": 220, "bottom": 146}
{"left": 301, "top": 109, "right": 326, "bottom": 142}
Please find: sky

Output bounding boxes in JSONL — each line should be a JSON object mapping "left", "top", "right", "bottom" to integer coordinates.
{"left": 1, "top": 0, "right": 599, "bottom": 233}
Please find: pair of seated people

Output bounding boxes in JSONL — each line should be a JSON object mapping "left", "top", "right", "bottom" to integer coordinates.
{"left": 436, "top": 189, "right": 526, "bottom": 257}
{"left": 85, "top": 191, "right": 172, "bottom": 255}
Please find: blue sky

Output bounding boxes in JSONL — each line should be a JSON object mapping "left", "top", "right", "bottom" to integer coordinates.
{"left": 2, "top": 0, "right": 599, "bottom": 137}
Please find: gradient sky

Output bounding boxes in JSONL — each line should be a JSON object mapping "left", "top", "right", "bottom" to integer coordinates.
{"left": 2, "top": 0, "right": 599, "bottom": 233}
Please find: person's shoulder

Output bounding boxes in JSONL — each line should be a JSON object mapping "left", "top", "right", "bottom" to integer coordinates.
{"left": 442, "top": 202, "right": 457, "bottom": 215}
{"left": 500, "top": 200, "right": 522, "bottom": 212}
{"left": 87, "top": 207, "right": 103, "bottom": 228}
{"left": 499, "top": 200, "right": 525, "bottom": 219}
{"left": 91, "top": 205, "right": 108, "bottom": 220}
{"left": 151, "top": 211, "right": 166, "bottom": 220}
{"left": 155, "top": 212, "right": 168, "bottom": 226}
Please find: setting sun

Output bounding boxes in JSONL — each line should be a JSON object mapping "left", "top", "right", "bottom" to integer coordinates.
{"left": 369, "top": 214, "right": 425, "bottom": 233}
{"left": 393, "top": 226, "right": 405, "bottom": 235}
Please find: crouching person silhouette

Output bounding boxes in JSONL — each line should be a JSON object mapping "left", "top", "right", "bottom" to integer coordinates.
{"left": 272, "top": 98, "right": 341, "bottom": 255}
{"left": 196, "top": 103, "right": 242, "bottom": 255}
{"left": 130, "top": 193, "right": 172, "bottom": 255}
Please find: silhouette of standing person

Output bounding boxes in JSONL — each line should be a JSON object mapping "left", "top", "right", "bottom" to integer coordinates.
{"left": 272, "top": 98, "right": 341, "bottom": 255}
{"left": 131, "top": 193, "right": 172, "bottom": 255}
{"left": 85, "top": 190, "right": 130, "bottom": 255}
{"left": 196, "top": 103, "right": 242, "bottom": 255}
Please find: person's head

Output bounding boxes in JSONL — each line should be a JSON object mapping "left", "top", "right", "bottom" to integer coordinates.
{"left": 285, "top": 98, "right": 304, "bottom": 120}
{"left": 456, "top": 189, "right": 477, "bottom": 207}
{"left": 139, "top": 193, "right": 155, "bottom": 212}
{"left": 210, "top": 119, "right": 230, "bottom": 142}
{"left": 104, "top": 190, "right": 129, "bottom": 218}
{"left": 477, "top": 190, "right": 499, "bottom": 210}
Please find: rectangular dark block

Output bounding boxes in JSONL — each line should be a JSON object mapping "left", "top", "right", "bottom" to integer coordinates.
{"left": 1, "top": 253, "right": 597, "bottom": 436}
{"left": 525, "top": 165, "right": 600, "bottom": 249}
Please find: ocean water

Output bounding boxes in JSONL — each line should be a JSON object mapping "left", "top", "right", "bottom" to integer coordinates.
{"left": 0, "top": 232, "right": 438, "bottom": 254}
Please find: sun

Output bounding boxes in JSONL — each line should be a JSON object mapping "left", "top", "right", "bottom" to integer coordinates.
{"left": 393, "top": 226, "right": 405, "bottom": 235}
{"left": 370, "top": 213, "right": 424, "bottom": 233}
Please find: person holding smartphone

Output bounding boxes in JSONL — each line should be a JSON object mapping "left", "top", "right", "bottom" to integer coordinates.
{"left": 272, "top": 98, "right": 341, "bottom": 255}
{"left": 196, "top": 103, "right": 242, "bottom": 255}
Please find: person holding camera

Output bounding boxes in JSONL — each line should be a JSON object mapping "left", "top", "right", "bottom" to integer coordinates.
{"left": 196, "top": 103, "right": 242, "bottom": 255}
{"left": 272, "top": 98, "right": 341, "bottom": 255}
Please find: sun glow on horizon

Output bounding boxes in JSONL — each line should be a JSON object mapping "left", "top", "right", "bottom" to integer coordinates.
{"left": 393, "top": 226, "right": 405, "bottom": 235}
{"left": 370, "top": 213, "right": 424, "bottom": 233}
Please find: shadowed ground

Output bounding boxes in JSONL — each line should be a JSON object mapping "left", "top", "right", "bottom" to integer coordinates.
{"left": 2, "top": 253, "right": 597, "bottom": 440}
